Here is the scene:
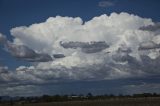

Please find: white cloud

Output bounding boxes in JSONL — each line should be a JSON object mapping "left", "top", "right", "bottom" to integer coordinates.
{"left": 1, "top": 12, "right": 160, "bottom": 96}
{"left": 1, "top": 12, "right": 160, "bottom": 85}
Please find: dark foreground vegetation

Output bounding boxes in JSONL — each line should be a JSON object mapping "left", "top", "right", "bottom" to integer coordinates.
{"left": 0, "top": 93, "right": 160, "bottom": 106}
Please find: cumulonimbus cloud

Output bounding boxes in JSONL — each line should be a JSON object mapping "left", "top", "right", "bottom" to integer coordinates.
{"left": 1, "top": 12, "right": 160, "bottom": 88}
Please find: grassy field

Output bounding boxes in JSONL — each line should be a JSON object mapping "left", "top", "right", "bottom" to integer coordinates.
{"left": 1, "top": 97, "right": 160, "bottom": 106}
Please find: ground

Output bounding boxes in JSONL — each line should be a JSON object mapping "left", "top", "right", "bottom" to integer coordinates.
{"left": 0, "top": 97, "right": 160, "bottom": 106}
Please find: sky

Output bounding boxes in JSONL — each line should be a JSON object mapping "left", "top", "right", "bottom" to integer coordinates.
{"left": 0, "top": 0, "right": 160, "bottom": 96}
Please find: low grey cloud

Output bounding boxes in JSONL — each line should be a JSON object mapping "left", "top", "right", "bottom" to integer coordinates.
{"left": 2, "top": 54, "right": 160, "bottom": 86}
{"left": 0, "top": 66, "right": 9, "bottom": 74}
{"left": 5, "top": 42, "right": 53, "bottom": 62}
{"left": 138, "top": 41, "right": 160, "bottom": 50}
{"left": 60, "top": 41, "right": 109, "bottom": 53}
{"left": 98, "top": 1, "right": 114, "bottom": 8}
{"left": 0, "top": 33, "right": 7, "bottom": 44}
{"left": 0, "top": 33, "right": 53, "bottom": 62}
{"left": 139, "top": 22, "right": 160, "bottom": 32}
{"left": 25, "top": 54, "right": 53, "bottom": 62}
{"left": 139, "top": 23, "right": 160, "bottom": 35}
{"left": 1, "top": 54, "right": 160, "bottom": 96}
{"left": 0, "top": 65, "right": 14, "bottom": 83}
{"left": 140, "top": 55, "right": 160, "bottom": 74}
{"left": 112, "top": 53, "right": 132, "bottom": 63}
{"left": 53, "top": 54, "right": 65, "bottom": 58}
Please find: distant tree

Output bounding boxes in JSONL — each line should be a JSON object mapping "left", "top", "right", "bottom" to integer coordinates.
{"left": 133, "top": 93, "right": 153, "bottom": 98}
{"left": 42, "top": 95, "right": 52, "bottom": 102}
{"left": 153, "top": 93, "right": 158, "bottom": 97}
{"left": 143, "top": 93, "right": 152, "bottom": 97}
{"left": 109, "top": 94, "right": 115, "bottom": 98}
{"left": 19, "top": 97, "right": 25, "bottom": 101}
{"left": 54, "top": 94, "right": 61, "bottom": 102}
{"left": 87, "top": 93, "right": 93, "bottom": 99}
{"left": 118, "top": 94, "right": 124, "bottom": 98}
{"left": 61, "top": 95, "right": 68, "bottom": 101}
{"left": 78, "top": 94, "right": 84, "bottom": 97}
{"left": 125, "top": 95, "right": 131, "bottom": 98}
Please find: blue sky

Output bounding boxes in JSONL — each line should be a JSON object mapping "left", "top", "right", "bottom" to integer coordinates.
{"left": 0, "top": 0, "right": 160, "bottom": 96}
{"left": 1, "top": 0, "right": 160, "bottom": 69}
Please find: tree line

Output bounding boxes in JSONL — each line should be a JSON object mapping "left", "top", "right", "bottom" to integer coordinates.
{"left": 0, "top": 92, "right": 160, "bottom": 104}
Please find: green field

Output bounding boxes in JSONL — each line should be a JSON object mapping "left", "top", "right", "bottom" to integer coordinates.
{"left": 1, "top": 97, "right": 160, "bottom": 106}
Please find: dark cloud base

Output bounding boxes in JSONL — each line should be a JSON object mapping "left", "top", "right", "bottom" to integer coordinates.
{"left": 1, "top": 76, "right": 160, "bottom": 96}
